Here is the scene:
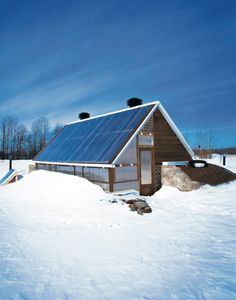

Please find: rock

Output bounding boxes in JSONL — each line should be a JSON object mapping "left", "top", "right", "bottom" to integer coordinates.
{"left": 107, "top": 197, "right": 152, "bottom": 215}
{"left": 135, "top": 201, "right": 147, "bottom": 209}
{"left": 128, "top": 203, "right": 137, "bottom": 211}
{"left": 144, "top": 206, "right": 152, "bottom": 213}
{"left": 126, "top": 199, "right": 135, "bottom": 205}
{"left": 161, "top": 165, "right": 201, "bottom": 191}
{"left": 137, "top": 208, "right": 144, "bottom": 215}
{"left": 127, "top": 199, "right": 152, "bottom": 214}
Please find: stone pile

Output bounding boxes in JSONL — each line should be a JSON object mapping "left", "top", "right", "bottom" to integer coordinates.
{"left": 108, "top": 198, "right": 152, "bottom": 215}
{"left": 125, "top": 199, "right": 152, "bottom": 215}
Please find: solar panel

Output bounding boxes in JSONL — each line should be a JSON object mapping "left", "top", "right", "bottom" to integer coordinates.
{"left": 34, "top": 104, "right": 154, "bottom": 164}
{"left": 0, "top": 169, "right": 17, "bottom": 185}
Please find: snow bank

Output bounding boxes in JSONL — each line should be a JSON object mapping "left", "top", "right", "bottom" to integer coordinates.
{"left": 0, "top": 169, "right": 236, "bottom": 299}
{"left": 0, "top": 159, "right": 32, "bottom": 178}
{"left": 206, "top": 154, "right": 236, "bottom": 173}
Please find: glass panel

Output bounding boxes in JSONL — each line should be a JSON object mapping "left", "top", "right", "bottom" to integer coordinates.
{"left": 51, "top": 164, "right": 56, "bottom": 172}
{"left": 113, "top": 181, "right": 139, "bottom": 191}
{"left": 84, "top": 167, "right": 108, "bottom": 182}
{"left": 115, "top": 166, "right": 137, "bottom": 182}
{"left": 138, "top": 135, "right": 153, "bottom": 145}
{"left": 116, "top": 138, "right": 137, "bottom": 164}
{"left": 140, "top": 150, "right": 152, "bottom": 184}
{"left": 38, "top": 163, "right": 50, "bottom": 170}
{"left": 34, "top": 104, "right": 154, "bottom": 163}
{"left": 75, "top": 166, "right": 83, "bottom": 177}
{"left": 56, "top": 165, "right": 74, "bottom": 175}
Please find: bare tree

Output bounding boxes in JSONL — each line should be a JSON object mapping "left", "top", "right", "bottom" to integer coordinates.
{"left": 0, "top": 116, "right": 18, "bottom": 159}
{"left": 52, "top": 123, "right": 63, "bottom": 136}
{"left": 15, "top": 124, "right": 27, "bottom": 159}
{"left": 195, "top": 124, "right": 215, "bottom": 158}
{"left": 206, "top": 125, "right": 215, "bottom": 153}
{"left": 31, "top": 117, "right": 50, "bottom": 156}
{"left": 0, "top": 115, "right": 61, "bottom": 159}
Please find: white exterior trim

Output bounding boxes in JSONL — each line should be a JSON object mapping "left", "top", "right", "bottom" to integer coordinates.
{"left": 113, "top": 101, "right": 194, "bottom": 163}
{"left": 112, "top": 102, "right": 159, "bottom": 164}
{"left": 158, "top": 103, "right": 194, "bottom": 158}
{"left": 67, "top": 101, "right": 159, "bottom": 125}
{"left": 34, "top": 161, "right": 115, "bottom": 168}
{"left": 162, "top": 161, "right": 189, "bottom": 166}
{"left": 35, "top": 100, "right": 194, "bottom": 166}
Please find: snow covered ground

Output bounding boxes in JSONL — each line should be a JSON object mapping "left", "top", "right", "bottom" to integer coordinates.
{"left": 206, "top": 154, "right": 236, "bottom": 173}
{"left": 0, "top": 160, "right": 32, "bottom": 179}
{"left": 0, "top": 158, "right": 236, "bottom": 299}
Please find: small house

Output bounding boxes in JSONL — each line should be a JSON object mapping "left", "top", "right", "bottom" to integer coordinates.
{"left": 33, "top": 99, "right": 194, "bottom": 195}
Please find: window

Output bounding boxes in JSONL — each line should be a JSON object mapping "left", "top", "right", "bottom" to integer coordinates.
{"left": 56, "top": 165, "right": 74, "bottom": 175}
{"left": 51, "top": 164, "right": 56, "bottom": 172}
{"left": 140, "top": 150, "right": 152, "bottom": 184}
{"left": 75, "top": 166, "right": 83, "bottom": 177}
{"left": 114, "top": 181, "right": 139, "bottom": 191}
{"left": 83, "top": 167, "right": 108, "bottom": 182}
{"left": 37, "top": 163, "right": 50, "bottom": 171}
{"left": 115, "top": 166, "right": 137, "bottom": 182}
{"left": 138, "top": 135, "right": 153, "bottom": 145}
{"left": 115, "top": 138, "right": 137, "bottom": 164}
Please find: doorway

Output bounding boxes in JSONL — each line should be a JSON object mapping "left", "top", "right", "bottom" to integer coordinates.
{"left": 139, "top": 148, "right": 154, "bottom": 195}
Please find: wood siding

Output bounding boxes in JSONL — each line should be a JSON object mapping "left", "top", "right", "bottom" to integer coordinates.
{"left": 154, "top": 110, "right": 192, "bottom": 164}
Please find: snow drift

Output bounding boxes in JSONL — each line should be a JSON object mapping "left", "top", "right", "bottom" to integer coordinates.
{"left": 0, "top": 168, "right": 236, "bottom": 299}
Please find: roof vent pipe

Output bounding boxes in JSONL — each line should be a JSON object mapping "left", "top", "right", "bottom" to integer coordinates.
{"left": 127, "top": 98, "right": 143, "bottom": 108}
{"left": 79, "top": 112, "right": 90, "bottom": 120}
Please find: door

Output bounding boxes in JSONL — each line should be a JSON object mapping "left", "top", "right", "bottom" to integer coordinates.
{"left": 139, "top": 148, "right": 154, "bottom": 195}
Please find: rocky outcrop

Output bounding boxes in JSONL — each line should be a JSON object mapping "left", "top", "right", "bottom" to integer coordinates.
{"left": 161, "top": 166, "right": 201, "bottom": 191}
{"left": 161, "top": 163, "right": 236, "bottom": 191}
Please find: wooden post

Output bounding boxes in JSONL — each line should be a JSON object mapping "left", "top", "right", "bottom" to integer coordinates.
{"left": 9, "top": 156, "right": 12, "bottom": 170}
{"left": 109, "top": 168, "right": 114, "bottom": 192}
{"left": 223, "top": 154, "right": 226, "bottom": 166}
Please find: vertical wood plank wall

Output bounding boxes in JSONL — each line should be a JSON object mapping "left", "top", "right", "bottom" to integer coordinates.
{"left": 153, "top": 109, "right": 192, "bottom": 165}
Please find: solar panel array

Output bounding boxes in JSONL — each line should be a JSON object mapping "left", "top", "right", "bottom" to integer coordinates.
{"left": 34, "top": 104, "right": 154, "bottom": 164}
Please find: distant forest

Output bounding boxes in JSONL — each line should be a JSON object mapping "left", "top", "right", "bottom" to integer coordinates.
{"left": 1, "top": 116, "right": 235, "bottom": 161}
{"left": 0, "top": 116, "right": 63, "bottom": 159}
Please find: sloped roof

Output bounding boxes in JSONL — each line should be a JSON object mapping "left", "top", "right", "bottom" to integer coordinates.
{"left": 34, "top": 103, "right": 156, "bottom": 164}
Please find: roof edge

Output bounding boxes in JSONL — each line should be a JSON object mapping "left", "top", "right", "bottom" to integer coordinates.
{"left": 158, "top": 103, "right": 194, "bottom": 158}
{"left": 34, "top": 161, "right": 115, "bottom": 168}
{"left": 112, "top": 101, "right": 160, "bottom": 164}
{"left": 33, "top": 125, "right": 66, "bottom": 161}
{"left": 67, "top": 101, "right": 159, "bottom": 125}
{"left": 112, "top": 101, "right": 194, "bottom": 163}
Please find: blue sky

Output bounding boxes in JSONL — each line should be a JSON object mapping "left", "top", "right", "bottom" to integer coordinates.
{"left": 0, "top": 0, "right": 235, "bottom": 148}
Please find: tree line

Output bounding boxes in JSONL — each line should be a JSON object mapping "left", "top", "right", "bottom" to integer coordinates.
{"left": 0, "top": 116, "right": 63, "bottom": 160}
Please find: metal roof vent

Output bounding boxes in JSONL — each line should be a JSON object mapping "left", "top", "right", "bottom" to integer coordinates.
{"left": 127, "top": 98, "right": 143, "bottom": 108}
{"left": 79, "top": 112, "right": 90, "bottom": 120}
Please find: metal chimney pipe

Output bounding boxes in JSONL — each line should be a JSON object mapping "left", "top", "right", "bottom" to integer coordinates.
{"left": 127, "top": 98, "right": 143, "bottom": 107}
{"left": 79, "top": 112, "right": 90, "bottom": 120}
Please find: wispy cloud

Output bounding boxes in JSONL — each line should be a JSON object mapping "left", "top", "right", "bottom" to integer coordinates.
{"left": 0, "top": 0, "right": 235, "bottom": 146}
